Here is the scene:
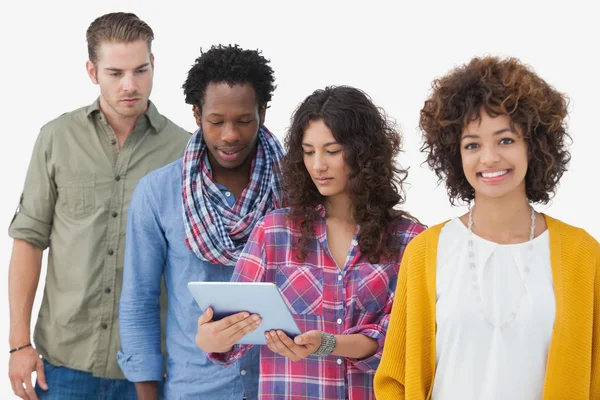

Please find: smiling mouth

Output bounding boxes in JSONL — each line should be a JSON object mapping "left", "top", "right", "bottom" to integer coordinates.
{"left": 478, "top": 169, "right": 509, "bottom": 178}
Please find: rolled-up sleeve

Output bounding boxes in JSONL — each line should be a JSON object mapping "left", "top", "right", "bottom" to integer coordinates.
{"left": 342, "top": 294, "right": 393, "bottom": 373}
{"left": 207, "top": 220, "right": 267, "bottom": 366}
{"left": 117, "top": 177, "right": 166, "bottom": 382}
{"left": 9, "top": 128, "right": 56, "bottom": 249}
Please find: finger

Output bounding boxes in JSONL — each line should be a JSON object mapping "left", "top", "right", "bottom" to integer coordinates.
{"left": 230, "top": 315, "right": 262, "bottom": 342}
{"left": 24, "top": 377, "right": 38, "bottom": 400}
{"left": 36, "top": 359, "right": 48, "bottom": 390}
{"left": 10, "top": 377, "right": 26, "bottom": 399}
{"left": 197, "top": 307, "right": 214, "bottom": 326}
{"left": 225, "top": 314, "right": 261, "bottom": 338}
{"left": 294, "top": 330, "right": 320, "bottom": 346}
{"left": 277, "top": 331, "right": 303, "bottom": 350}
{"left": 218, "top": 311, "right": 252, "bottom": 328}
{"left": 268, "top": 330, "right": 297, "bottom": 357}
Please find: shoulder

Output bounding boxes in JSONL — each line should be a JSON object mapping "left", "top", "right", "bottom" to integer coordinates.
{"left": 133, "top": 158, "right": 183, "bottom": 207}
{"left": 259, "top": 207, "right": 294, "bottom": 230}
{"left": 38, "top": 104, "right": 91, "bottom": 139}
{"left": 546, "top": 215, "right": 600, "bottom": 258}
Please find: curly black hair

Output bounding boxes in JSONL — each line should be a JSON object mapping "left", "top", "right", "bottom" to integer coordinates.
{"left": 420, "top": 56, "right": 571, "bottom": 205}
{"left": 182, "top": 44, "right": 276, "bottom": 111}
{"left": 283, "top": 86, "right": 416, "bottom": 264}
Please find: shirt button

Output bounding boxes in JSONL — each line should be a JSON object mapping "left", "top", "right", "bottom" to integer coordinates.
{"left": 338, "top": 275, "right": 342, "bottom": 281}
{"left": 115, "top": 175, "right": 121, "bottom": 182}
{"left": 108, "top": 249, "right": 114, "bottom": 256}
{"left": 111, "top": 211, "right": 118, "bottom": 218}
{"left": 101, "top": 323, "right": 108, "bottom": 329}
{"left": 225, "top": 192, "right": 231, "bottom": 197}
{"left": 337, "top": 358, "right": 343, "bottom": 365}
{"left": 240, "top": 369, "right": 246, "bottom": 376}
{"left": 111, "top": 139, "right": 117, "bottom": 145}
{"left": 337, "top": 318, "right": 342, "bottom": 324}
{"left": 104, "top": 288, "right": 111, "bottom": 294}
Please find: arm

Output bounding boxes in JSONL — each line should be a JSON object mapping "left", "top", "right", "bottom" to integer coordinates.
{"left": 374, "top": 254, "right": 410, "bottom": 399}
{"left": 591, "top": 242, "right": 600, "bottom": 397}
{"left": 116, "top": 179, "right": 166, "bottom": 399}
{"left": 202, "top": 221, "right": 268, "bottom": 365}
{"left": 8, "top": 240, "right": 47, "bottom": 398}
{"left": 8, "top": 129, "right": 56, "bottom": 399}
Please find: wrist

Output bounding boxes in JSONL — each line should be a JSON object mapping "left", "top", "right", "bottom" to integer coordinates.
{"left": 312, "top": 331, "right": 337, "bottom": 357}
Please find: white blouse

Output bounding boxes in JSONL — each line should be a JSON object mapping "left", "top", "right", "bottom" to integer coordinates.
{"left": 432, "top": 217, "right": 555, "bottom": 400}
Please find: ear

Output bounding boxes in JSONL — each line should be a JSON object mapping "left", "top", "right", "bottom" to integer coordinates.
{"left": 86, "top": 60, "right": 98, "bottom": 85}
{"left": 150, "top": 53, "right": 155, "bottom": 71}
{"left": 258, "top": 104, "right": 267, "bottom": 126}
{"left": 193, "top": 105, "right": 202, "bottom": 127}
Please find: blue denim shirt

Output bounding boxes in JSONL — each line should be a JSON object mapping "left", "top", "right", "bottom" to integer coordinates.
{"left": 117, "top": 158, "right": 259, "bottom": 399}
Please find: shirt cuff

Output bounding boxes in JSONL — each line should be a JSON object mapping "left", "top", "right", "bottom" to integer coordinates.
{"left": 207, "top": 344, "right": 251, "bottom": 366}
{"left": 342, "top": 326, "right": 385, "bottom": 373}
{"left": 8, "top": 211, "right": 51, "bottom": 250}
{"left": 117, "top": 351, "right": 164, "bottom": 382}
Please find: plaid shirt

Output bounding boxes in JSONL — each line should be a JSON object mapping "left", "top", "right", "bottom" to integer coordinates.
{"left": 209, "top": 206, "right": 424, "bottom": 399}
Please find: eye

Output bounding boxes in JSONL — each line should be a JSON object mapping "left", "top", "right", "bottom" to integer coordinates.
{"left": 209, "top": 121, "right": 223, "bottom": 126}
{"left": 110, "top": 72, "right": 121, "bottom": 77}
{"left": 499, "top": 138, "right": 514, "bottom": 145}
{"left": 238, "top": 120, "right": 253, "bottom": 125}
{"left": 135, "top": 69, "right": 148, "bottom": 74}
{"left": 327, "top": 150, "right": 342, "bottom": 155}
{"left": 302, "top": 150, "right": 314, "bottom": 156}
{"left": 463, "top": 142, "right": 479, "bottom": 150}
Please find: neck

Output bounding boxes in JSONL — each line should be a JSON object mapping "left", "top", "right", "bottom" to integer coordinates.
{"left": 209, "top": 147, "right": 256, "bottom": 199}
{"left": 471, "top": 188, "right": 532, "bottom": 242}
{"left": 324, "top": 193, "right": 354, "bottom": 223}
{"left": 99, "top": 97, "right": 144, "bottom": 138}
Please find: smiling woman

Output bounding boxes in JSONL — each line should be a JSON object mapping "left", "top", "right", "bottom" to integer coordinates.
{"left": 375, "top": 56, "right": 600, "bottom": 400}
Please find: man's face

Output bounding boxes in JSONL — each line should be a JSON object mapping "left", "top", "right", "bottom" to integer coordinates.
{"left": 195, "top": 82, "right": 265, "bottom": 171}
{"left": 86, "top": 40, "right": 154, "bottom": 120}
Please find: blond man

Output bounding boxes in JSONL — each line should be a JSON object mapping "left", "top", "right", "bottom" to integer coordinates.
{"left": 7, "top": 12, "right": 189, "bottom": 399}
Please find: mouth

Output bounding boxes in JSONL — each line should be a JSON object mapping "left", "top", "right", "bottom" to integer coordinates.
{"left": 216, "top": 147, "right": 245, "bottom": 162}
{"left": 120, "top": 98, "right": 140, "bottom": 105}
{"left": 477, "top": 169, "right": 511, "bottom": 183}
{"left": 314, "top": 177, "right": 333, "bottom": 185}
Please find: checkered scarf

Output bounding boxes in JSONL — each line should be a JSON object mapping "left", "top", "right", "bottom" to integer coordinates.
{"left": 182, "top": 126, "right": 284, "bottom": 266}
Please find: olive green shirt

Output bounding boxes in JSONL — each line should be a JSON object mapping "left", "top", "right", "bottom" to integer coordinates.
{"left": 9, "top": 99, "right": 191, "bottom": 379}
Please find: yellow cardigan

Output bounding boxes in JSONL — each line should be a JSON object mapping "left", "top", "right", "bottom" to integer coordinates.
{"left": 374, "top": 215, "right": 600, "bottom": 399}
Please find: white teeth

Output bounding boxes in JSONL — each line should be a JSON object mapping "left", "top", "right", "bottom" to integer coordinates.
{"left": 481, "top": 170, "right": 508, "bottom": 178}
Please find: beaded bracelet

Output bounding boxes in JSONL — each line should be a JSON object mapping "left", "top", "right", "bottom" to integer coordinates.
{"left": 9, "top": 343, "right": 32, "bottom": 354}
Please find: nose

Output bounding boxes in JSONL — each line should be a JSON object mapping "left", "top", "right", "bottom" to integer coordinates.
{"left": 312, "top": 152, "right": 327, "bottom": 173}
{"left": 221, "top": 123, "right": 242, "bottom": 144}
{"left": 121, "top": 73, "right": 137, "bottom": 93}
{"left": 480, "top": 145, "right": 500, "bottom": 165}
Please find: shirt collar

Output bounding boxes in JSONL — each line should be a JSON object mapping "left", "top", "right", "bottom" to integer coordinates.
{"left": 85, "top": 97, "right": 162, "bottom": 131}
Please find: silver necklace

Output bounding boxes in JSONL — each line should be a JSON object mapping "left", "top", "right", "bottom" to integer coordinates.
{"left": 467, "top": 204, "right": 536, "bottom": 328}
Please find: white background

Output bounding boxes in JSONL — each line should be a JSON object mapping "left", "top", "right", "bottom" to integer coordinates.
{"left": 1, "top": 0, "right": 598, "bottom": 397}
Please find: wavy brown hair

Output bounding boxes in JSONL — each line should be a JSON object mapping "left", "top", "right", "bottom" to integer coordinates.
{"left": 420, "top": 56, "right": 571, "bottom": 205}
{"left": 282, "top": 86, "right": 414, "bottom": 263}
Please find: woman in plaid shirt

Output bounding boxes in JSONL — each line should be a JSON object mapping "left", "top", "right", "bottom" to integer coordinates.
{"left": 196, "top": 85, "right": 425, "bottom": 399}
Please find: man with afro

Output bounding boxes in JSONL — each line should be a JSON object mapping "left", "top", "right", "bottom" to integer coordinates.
{"left": 117, "top": 44, "right": 284, "bottom": 400}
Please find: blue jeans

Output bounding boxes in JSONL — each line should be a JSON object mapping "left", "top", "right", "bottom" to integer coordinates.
{"left": 34, "top": 359, "right": 148, "bottom": 399}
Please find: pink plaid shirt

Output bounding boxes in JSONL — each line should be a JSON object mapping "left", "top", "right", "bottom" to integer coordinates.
{"left": 209, "top": 206, "right": 424, "bottom": 399}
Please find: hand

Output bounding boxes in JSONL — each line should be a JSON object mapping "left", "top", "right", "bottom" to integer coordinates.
{"left": 264, "top": 330, "right": 322, "bottom": 362}
{"left": 195, "top": 307, "right": 261, "bottom": 353}
{"left": 8, "top": 346, "right": 47, "bottom": 400}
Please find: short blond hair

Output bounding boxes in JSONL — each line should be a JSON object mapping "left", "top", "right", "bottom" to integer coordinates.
{"left": 86, "top": 12, "right": 154, "bottom": 63}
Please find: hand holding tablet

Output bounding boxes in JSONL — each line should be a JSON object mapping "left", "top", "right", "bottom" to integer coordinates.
{"left": 188, "top": 282, "right": 302, "bottom": 347}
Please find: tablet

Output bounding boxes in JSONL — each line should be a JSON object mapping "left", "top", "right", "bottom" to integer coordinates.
{"left": 187, "top": 281, "right": 302, "bottom": 345}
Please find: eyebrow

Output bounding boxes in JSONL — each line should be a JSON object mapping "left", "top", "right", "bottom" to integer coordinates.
{"left": 461, "top": 128, "right": 513, "bottom": 140}
{"left": 301, "top": 141, "right": 340, "bottom": 147}
{"left": 105, "top": 63, "right": 150, "bottom": 72}
{"left": 206, "top": 113, "right": 254, "bottom": 118}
